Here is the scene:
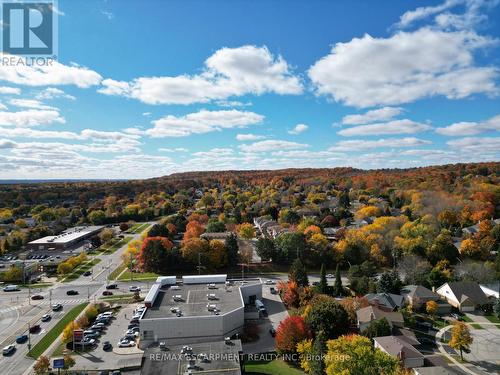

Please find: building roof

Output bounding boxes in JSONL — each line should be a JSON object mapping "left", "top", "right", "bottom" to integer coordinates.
{"left": 356, "top": 305, "right": 404, "bottom": 325}
{"left": 440, "top": 281, "right": 489, "bottom": 305}
{"left": 401, "top": 285, "right": 439, "bottom": 300}
{"left": 365, "top": 293, "right": 404, "bottom": 310}
{"left": 28, "top": 226, "right": 103, "bottom": 245}
{"left": 374, "top": 335, "right": 424, "bottom": 359}
{"left": 142, "top": 279, "right": 260, "bottom": 320}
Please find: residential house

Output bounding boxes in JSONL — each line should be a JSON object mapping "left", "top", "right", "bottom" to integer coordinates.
{"left": 374, "top": 333, "right": 424, "bottom": 368}
{"left": 401, "top": 285, "right": 452, "bottom": 314}
{"left": 365, "top": 292, "right": 404, "bottom": 311}
{"left": 356, "top": 305, "right": 404, "bottom": 332}
{"left": 480, "top": 282, "right": 499, "bottom": 299}
{"left": 436, "top": 281, "right": 490, "bottom": 312}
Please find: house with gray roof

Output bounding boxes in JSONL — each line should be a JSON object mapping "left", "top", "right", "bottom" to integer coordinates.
{"left": 356, "top": 305, "right": 404, "bottom": 332}
{"left": 365, "top": 292, "right": 404, "bottom": 311}
{"left": 436, "top": 281, "right": 490, "bottom": 312}
{"left": 374, "top": 334, "right": 424, "bottom": 368}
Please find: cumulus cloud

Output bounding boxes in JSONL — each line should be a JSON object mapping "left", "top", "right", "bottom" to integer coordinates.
{"left": 288, "top": 123, "right": 308, "bottom": 135}
{"left": 239, "top": 140, "right": 309, "bottom": 153}
{"left": 0, "top": 109, "right": 65, "bottom": 127}
{"left": 436, "top": 114, "right": 500, "bottom": 135}
{"left": 36, "top": 87, "right": 76, "bottom": 100}
{"left": 9, "top": 99, "right": 56, "bottom": 110}
{"left": 0, "top": 58, "right": 102, "bottom": 88}
{"left": 236, "top": 133, "right": 266, "bottom": 141}
{"left": 342, "top": 107, "right": 403, "bottom": 125}
{"left": 146, "top": 109, "right": 264, "bottom": 138}
{"left": 158, "top": 147, "right": 189, "bottom": 152}
{"left": 329, "top": 137, "right": 432, "bottom": 151}
{"left": 308, "top": 28, "right": 497, "bottom": 108}
{"left": 337, "top": 119, "right": 432, "bottom": 136}
{"left": 447, "top": 136, "right": 500, "bottom": 152}
{"left": 396, "top": 0, "right": 462, "bottom": 28}
{"left": 99, "top": 45, "right": 302, "bottom": 105}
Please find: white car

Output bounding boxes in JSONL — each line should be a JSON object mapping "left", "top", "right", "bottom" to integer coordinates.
{"left": 2, "top": 345, "right": 15, "bottom": 356}
{"left": 129, "top": 286, "right": 141, "bottom": 292}
{"left": 265, "top": 279, "right": 275, "bottom": 285}
{"left": 118, "top": 339, "right": 134, "bottom": 348}
{"left": 180, "top": 345, "right": 193, "bottom": 354}
{"left": 326, "top": 273, "right": 334, "bottom": 278}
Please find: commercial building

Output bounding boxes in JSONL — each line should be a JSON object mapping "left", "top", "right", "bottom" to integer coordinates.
{"left": 27, "top": 225, "right": 103, "bottom": 251}
{"left": 139, "top": 274, "right": 262, "bottom": 347}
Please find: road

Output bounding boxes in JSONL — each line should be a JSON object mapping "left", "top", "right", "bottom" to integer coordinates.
{"left": 0, "top": 222, "right": 154, "bottom": 375}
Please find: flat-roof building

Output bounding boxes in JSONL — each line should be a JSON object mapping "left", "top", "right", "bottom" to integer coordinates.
{"left": 140, "top": 274, "right": 262, "bottom": 347}
{"left": 27, "top": 225, "right": 103, "bottom": 251}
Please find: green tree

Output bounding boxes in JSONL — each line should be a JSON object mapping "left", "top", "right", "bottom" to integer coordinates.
{"left": 3, "top": 265, "right": 22, "bottom": 282}
{"left": 147, "top": 223, "right": 169, "bottom": 238}
{"left": 310, "top": 330, "right": 327, "bottom": 375}
{"left": 63, "top": 355, "right": 76, "bottom": 370}
{"left": 305, "top": 296, "right": 349, "bottom": 340}
{"left": 427, "top": 229, "right": 459, "bottom": 264}
{"left": 88, "top": 210, "right": 106, "bottom": 225}
{"left": 289, "top": 258, "right": 309, "bottom": 287}
{"left": 333, "top": 264, "right": 343, "bottom": 297}
{"left": 138, "top": 237, "right": 175, "bottom": 274}
{"left": 317, "top": 263, "right": 328, "bottom": 294}
{"left": 225, "top": 233, "right": 239, "bottom": 267}
{"left": 325, "top": 335, "right": 399, "bottom": 375}
{"left": 362, "top": 317, "right": 391, "bottom": 339}
{"left": 205, "top": 220, "right": 226, "bottom": 233}
{"left": 494, "top": 298, "right": 500, "bottom": 318}
{"left": 339, "top": 191, "right": 350, "bottom": 208}
{"left": 275, "top": 232, "right": 307, "bottom": 263}
{"left": 377, "top": 270, "right": 402, "bottom": 294}
{"left": 255, "top": 238, "right": 276, "bottom": 261}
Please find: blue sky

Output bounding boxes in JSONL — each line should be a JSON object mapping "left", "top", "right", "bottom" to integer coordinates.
{"left": 0, "top": 0, "right": 499, "bottom": 179}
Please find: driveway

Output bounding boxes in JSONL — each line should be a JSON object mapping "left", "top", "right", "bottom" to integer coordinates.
{"left": 463, "top": 326, "right": 500, "bottom": 374}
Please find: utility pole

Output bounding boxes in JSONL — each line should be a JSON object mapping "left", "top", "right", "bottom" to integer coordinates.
{"left": 49, "top": 290, "right": 52, "bottom": 306}
{"left": 28, "top": 278, "right": 31, "bottom": 305}
{"left": 87, "top": 286, "right": 90, "bottom": 301}
{"left": 27, "top": 323, "right": 31, "bottom": 353}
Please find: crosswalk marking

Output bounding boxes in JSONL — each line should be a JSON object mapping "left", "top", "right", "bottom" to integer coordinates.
{"left": 0, "top": 306, "right": 18, "bottom": 315}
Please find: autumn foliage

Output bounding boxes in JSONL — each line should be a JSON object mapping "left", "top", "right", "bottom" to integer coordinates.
{"left": 275, "top": 315, "right": 311, "bottom": 354}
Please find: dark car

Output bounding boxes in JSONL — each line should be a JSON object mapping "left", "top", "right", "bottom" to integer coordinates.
{"left": 83, "top": 271, "right": 92, "bottom": 277}
{"left": 31, "top": 294, "right": 44, "bottom": 300}
{"left": 127, "top": 323, "right": 139, "bottom": 330}
{"left": 269, "top": 328, "right": 276, "bottom": 337}
{"left": 106, "top": 284, "right": 118, "bottom": 290}
{"left": 29, "top": 325, "right": 41, "bottom": 333}
{"left": 102, "top": 291, "right": 113, "bottom": 296}
{"left": 16, "top": 334, "right": 28, "bottom": 344}
{"left": 66, "top": 290, "right": 79, "bottom": 296}
{"left": 103, "top": 341, "right": 112, "bottom": 351}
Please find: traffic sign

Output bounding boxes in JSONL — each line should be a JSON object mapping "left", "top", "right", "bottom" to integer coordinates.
{"left": 53, "top": 358, "right": 65, "bottom": 369}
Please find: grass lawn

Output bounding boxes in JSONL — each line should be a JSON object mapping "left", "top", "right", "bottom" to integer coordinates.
{"left": 20, "top": 282, "right": 53, "bottom": 288}
{"left": 100, "top": 294, "right": 141, "bottom": 304}
{"left": 117, "top": 269, "right": 159, "bottom": 281}
{"left": 108, "top": 262, "right": 127, "bottom": 281}
{"left": 98, "top": 236, "right": 133, "bottom": 255}
{"left": 471, "top": 323, "right": 483, "bottom": 329}
{"left": 485, "top": 315, "right": 500, "bottom": 324}
{"left": 244, "top": 359, "right": 305, "bottom": 375}
{"left": 61, "top": 258, "right": 101, "bottom": 282}
{"left": 126, "top": 223, "right": 150, "bottom": 234}
{"left": 28, "top": 303, "right": 88, "bottom": 358}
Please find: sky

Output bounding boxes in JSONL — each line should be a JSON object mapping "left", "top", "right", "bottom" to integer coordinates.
{"left": 0, "top": 0, "right": 499, "bottom": 179}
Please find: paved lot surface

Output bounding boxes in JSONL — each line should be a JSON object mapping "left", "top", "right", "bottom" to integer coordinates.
{"left": 72, "top": 304, "right": 143, "bottom": 371}
{"left": 463, "top": 326, "right": 500, "bottom": 374}
{"left": 242, "top": 280, "right": 287, "bottom": 354}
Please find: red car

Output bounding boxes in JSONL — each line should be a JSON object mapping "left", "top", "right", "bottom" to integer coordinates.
{"left": 31, "top": 294, "right": 44, "bottom": 300}
{"left": 29, "top": 325, "right": 40, "bottom": 333}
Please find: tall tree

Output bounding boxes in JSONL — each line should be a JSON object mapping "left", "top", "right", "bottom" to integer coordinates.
{"left": 275, "top": 315, "right": 311, "bottom": 354}
{"left": 225, "top": 233, "right": 239, "bottom": 266}
{"left": 310, "top": 330, "right": 327, "bottom": 375}
{"left": 289, "top": 258, "right": 309, "bottom": 287}
{"left": 147, "top": 223, "right": 169, "bottom": 238}
{"left": 305, "top": 295, "right": 349, "bottom": 340}
{"left": 318, "top": 263, "right": 328, "bottom": 294}
{"left": 333, "top": 264, "right": 343, "bottom": 297}
{"left": 138, "top": 236, "right": 174, "bottom": 273}
{"left": 377, "top": 270, "right": 402, "bottom": 294}
{"left": 256, "top": 237, "right": 276, "bottom": 261}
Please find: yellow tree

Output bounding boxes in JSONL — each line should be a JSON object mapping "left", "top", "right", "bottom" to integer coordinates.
{"left": 62, "top": 321, "right": 80, "bottom": 344}
{"left": 238, "top": 223, "right": 255, "bottom": 239}
{"left": 33, "top": 356, "right": 50, "bottom": 375}
{"left": 448, "top": 321, "right": 473, "bottom": 361}
{"left": 426, "top": 300, "right": 438, "bottom": 318}
{"left": 296, "top": 338, "right": 313, "bottom": 373}
{"left": 121, "top": 239, "right": 141, "bottom": 270}
{"left": 207, "top": 240, "right": 228, "bottom": 268}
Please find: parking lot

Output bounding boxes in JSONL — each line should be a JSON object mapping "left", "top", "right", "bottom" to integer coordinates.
{"left": 72, "top": 304, "right": 143, "bottom": 372}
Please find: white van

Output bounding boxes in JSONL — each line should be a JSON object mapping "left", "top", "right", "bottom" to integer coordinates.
{"left": 255, "top": 299, "right": 266, "bottom": 313}
{"left": 3, "top": 285, "right": 19, "bottom": 292}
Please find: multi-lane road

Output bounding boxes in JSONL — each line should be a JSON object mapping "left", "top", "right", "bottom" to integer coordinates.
{"left": 0, "top": 223, "right": 154, "bottom": 375}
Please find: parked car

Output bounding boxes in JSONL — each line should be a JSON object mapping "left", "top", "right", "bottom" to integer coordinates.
{"left": 159, "top": 342, "right": 167, "bottom": 351}
{"left": 3, "top": 285, "right": 19, "bottom": 292}
{"left": 41, "top": 314, "right": 51, "bottom": 322}
{"left": 66, "top": 290, "right": 78, "bottom": 296}
{"left": 127, "top": 323, "right": 139, "bottom": 330}
{"left": 265, "top": 279, "right": 275, "bottom": 285}
{"left": 31, "top": 294, "right": 44, "bottom": 300}
{"left": 82, "top": 337, "right": 96, "bottom": 346}
{"left": 103, "top": 341, "right": 112, "bottom": 351}
{"left": 128, "top": 326, "right": 140, "bottom": 333}
{"left": 269, "top": 287, "right": 276, "bottom": 294}
{"left": 84, "top": 330, "right": 99, "bottom": 338}
{"left": 51, "top": 303, "right": 63, "bottom": 311}
{"left": 16, "top": 334, "right": 28, "bottom": 344}
{"left": 129, "top": 286, "right": 141, "bottom": 292}
{"left": 451, "top": 313, "right": 463, "bottom": 321}
{"left": 326, "top": 273, "right": 334, "bottom": 278}
{"left": 29, "top": 325, "right": 40, "bottom": 333}
{"left": 2, "top": 345, "right": 16, "bottom": 356}
{"left": 269, "top": 328, "right": 276, "bottom": 337}
{"left": 118, "top": 339, "right": 134, "bottom": 348}
{"left": 106, "top": 284, "right": 118, "bottom": 289}
{"left": 83, "top": 271, "right": 92, "bottom": 277}
{"left": 102, "top": 291, "right": 113, "bottom": 296}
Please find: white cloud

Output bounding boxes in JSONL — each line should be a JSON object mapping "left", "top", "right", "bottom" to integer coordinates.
{"left": 337, "top": 119, "right": 432, "bottom": 136}
{"left": 329, "top": 137, "right": 432, "bottom": 151}
{"left": 101, "top": 10, "right": 115, "bottom": 20}
{"left": 0, "top": 109, "right": 65, "bottom": 127}
{"left": 146, "top": 109, "right": 264, "bottom": 138}
{"left": 396, "top": 0, "right": 462, "bottom": 28}
{"left": 0, "top": 58, "right": 102, "bottom": 88}
{"left": 158, "top": 147, "right": 189, "bottom": 153}
{"left": 36, "top": 87, "right": 76, "bottom": 100}
{"left": 447, "top": 136, "right": 500, "bottom": 152}
{"left": 192, "top": 148, "right": 234, "bottom": 157}
{"left": 436, "top": 114, "right": 500, "bottom": 136}
{"left": 239, "top": 140, "right": 309, "bottom": 153}
{"left": 99, "top": 45, "right": 302, "bottom": 105}
{"left": 0, "top": 102, "right": 6, "bottom": 110}
{"left": 271, "top": 150, "right": 344, "bottom": 158}
{"left": 9, "top": 99, "right": 56, "bottom": 110}
{"left": 0, "top": 86, "right": 21, "bottom": 95}
{"left": 288, "top": 123, "right": 308, "bottom": 135}
{"left": 236, "top": 133, "right": 266, "bottom": 141}
{"left": 342, "top": 107, "right": 403, "bottom": 125}
{"left": 308, "top": 28, "right": 497, "bottom": 108}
